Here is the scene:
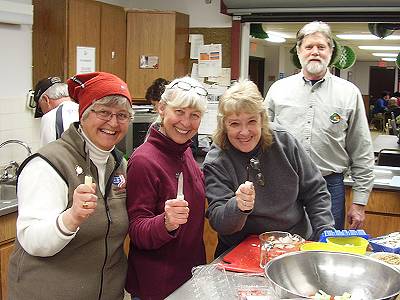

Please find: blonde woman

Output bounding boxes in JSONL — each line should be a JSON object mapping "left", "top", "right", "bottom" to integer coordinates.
{"left": 203, "top": 79, "right": 335, "bottom": 257}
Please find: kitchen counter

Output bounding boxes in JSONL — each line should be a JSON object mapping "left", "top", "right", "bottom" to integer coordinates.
{"left": 0, "top": 200, "right": 17, "bottom": 217}
{"left": 344, "top": 165, "right": 400, "bottom": 191}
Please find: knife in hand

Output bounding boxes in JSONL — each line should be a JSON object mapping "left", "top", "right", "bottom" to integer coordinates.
{"left": 177, "top": 172, "right": 184, "bottom": 200}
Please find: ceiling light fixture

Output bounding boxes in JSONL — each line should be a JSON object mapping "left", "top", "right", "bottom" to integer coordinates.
{"left": 265, "top": 34, "right": 286, "bottom": 43}
{"left": 381, "top": 57, "right": 397, "bottom": 62}
{"left": 358, "top": 46, "right": 400, "bottom": 51}
{"left": 337, "top": 34, "right": 400, "bottom": 40}
{"left": 372, "top": 53, "right": 398, "bottom": 57}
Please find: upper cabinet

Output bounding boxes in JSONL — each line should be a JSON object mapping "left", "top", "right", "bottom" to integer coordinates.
{"left": 126, "top": 11, "right": 189, "bottom": 102}
{"left": 32, "top": 0, "right": 126, "bottom": 85}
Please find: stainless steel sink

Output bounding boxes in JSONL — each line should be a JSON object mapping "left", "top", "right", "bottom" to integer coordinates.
{"left": 0, "top": 184, "right": 17, "bottom": 201}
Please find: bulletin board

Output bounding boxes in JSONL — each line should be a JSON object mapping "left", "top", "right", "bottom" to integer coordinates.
{"left": 189, "top": 27, "right": 232, "bottom": 70}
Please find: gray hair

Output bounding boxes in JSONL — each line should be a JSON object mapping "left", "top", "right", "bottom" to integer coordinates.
{"left": 40, "top": 83, "right": 69, "bottom": 102}
{"left": 213, "top": 79, "right": 272, "bottom": 151}
{"left": 160, "top": 76, "right": 207, "bottom": 114}
{"left": 81, "top": 95, "right": 133, "bottom": 121}
{"left": 296, "top": 21, "right": 334, "bottom": 51}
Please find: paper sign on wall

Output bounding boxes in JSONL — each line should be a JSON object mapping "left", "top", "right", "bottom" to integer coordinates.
{"left": 139, "top": 55, "right": 159, "bottom": 69}
{"left": 189, "top": 34, "right": 204, "bottom": 59}
{"left": 76, "top": 46, "right": 95, "bottom": 74}
{"left": 198, "top": 44, "right": 222, "bottom": 77}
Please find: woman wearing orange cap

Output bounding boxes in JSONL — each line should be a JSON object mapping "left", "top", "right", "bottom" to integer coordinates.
{"left": 8, "top": 72, "right": 133, "bottom": 300}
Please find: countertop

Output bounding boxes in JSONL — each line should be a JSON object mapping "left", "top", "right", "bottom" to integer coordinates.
{"left": 344, "top": 165, "right": 400, "bottom": 191}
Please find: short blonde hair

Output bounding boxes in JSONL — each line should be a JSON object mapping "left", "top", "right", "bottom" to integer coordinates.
{"left": 160, "top": 76, "right": 207, "bottom": 113}
{"left": 213, "top": 79, "right": 272, "bottom": 150}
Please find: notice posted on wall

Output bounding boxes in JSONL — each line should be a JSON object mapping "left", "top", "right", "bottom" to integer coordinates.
{"left": 139, "top": 55, "right": 159, "bottom": 69}
{"left": 76, "top": 46, "right": 96, "bottom": 74}
{"left": 198, "top": 44, "right": 222, "bottom": 77}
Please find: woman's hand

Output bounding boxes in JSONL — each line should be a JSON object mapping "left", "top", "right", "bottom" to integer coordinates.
{"left": 236, "top": 181, "right": 255, "bottom": 211}
{"left": 62, "top": 183, "right": 98, "bottom": 232}
{"left": 164, "top": 199, "right": 189, "bottom": 232}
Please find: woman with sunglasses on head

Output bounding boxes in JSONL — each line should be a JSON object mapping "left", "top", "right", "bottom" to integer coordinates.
{"left": 8, "top": 72, "right": 133, "bottom": 300}
{"left": 203, "top": 79, "right": 335, "bottom": 258}
{"left": 126, "top": 76, "right": 208, "bottom": 299}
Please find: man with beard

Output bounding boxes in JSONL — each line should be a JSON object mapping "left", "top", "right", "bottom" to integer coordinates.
{"left": 265, "top": 21, "right": 374, "bottom": 230}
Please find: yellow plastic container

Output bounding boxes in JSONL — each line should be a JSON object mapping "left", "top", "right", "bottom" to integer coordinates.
{"left": 300, "top": 242, "right": 343, "bottom": 252}
{"left": 326, "top": 237, "right": 369, "bottom": 255}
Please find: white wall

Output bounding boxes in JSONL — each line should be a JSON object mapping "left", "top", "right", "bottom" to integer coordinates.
{"left": 128, "top": 0, "right": 231, "bottom": 28}
{"left": 0, "top": 0, "right": 40, "bottom": 165}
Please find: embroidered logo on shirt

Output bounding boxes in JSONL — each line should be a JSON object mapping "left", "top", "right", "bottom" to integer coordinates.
{"left": 329, "top": 113, "right": 341, "bottom": 124}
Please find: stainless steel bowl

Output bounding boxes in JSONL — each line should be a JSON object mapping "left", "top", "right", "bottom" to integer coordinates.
{"left": 265, "top": 251, "right": 400, "bottom": 299}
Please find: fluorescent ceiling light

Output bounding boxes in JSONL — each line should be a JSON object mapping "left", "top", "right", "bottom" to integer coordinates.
{"left": 372, "top": 53, "right": 398, "bottom": 57}
{"left": 266, "top": 31, "right": 292, "bottom": 39}
{"left": 265, "top": 33, "right": 286, "bottom": 43}
{"left": 381, "top": 57, "right": 396, "bottom": 62}
{"left": 337, "top": 34, "right": 400, "bottom": 40}
{"left": 358, "top": 46, "right": 400, "bottom": 51}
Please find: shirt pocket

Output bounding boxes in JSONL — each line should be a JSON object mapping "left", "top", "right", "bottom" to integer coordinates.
{"left": 318, "top": 106, "right": 352, "bottom": 137}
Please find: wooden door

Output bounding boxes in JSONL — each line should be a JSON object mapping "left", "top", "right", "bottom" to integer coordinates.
{"left": 32, "top": 0, "right": 67, "bottom": 84}
{"left": 369, "top": 66, "right": 396, "bottom": 101}
{"left": 174, "top": 13, "right": 190, "bottom": 78}
{"left": 68, "top": 0, "right": 101, "bottom": 77}
{"left": 249, "top": 56, "right": 265, "bottom": 96}
{"left": 100, "top": 3, "right": 126, "bottom": 80}
{"left": 126, "top": 11, "right": 176, "bottom": 101}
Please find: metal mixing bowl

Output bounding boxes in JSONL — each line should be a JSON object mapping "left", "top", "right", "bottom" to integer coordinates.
{"left": 265, "top": 251, "right": 400, "bottom": 299}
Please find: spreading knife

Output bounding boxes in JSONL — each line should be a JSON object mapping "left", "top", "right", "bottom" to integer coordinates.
{"left": 177, "top": 172, "right": 184, "bottom": 200}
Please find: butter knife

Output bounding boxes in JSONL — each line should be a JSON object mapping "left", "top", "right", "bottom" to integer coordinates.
{"left": 177, "top": 172, "right": 184, "bottom": 200}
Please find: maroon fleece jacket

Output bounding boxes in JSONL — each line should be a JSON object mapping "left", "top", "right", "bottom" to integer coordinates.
{"left": 126, "top": 126, "right": 206, "bottom": 299}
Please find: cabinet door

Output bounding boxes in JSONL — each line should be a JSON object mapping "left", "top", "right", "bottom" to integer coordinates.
{"left": 126, "top": 11, "right": 176, "bottom": 101}
{"left": 100, "top": 3, "right": 126, "bottom": 80}
{"left": 0, "top": 243, "right": 14, "bottom": 300}
{"left": 68, "top": 0, "right": 101, "bottom": 77}
{"left": 32, "top": 0, "right": 67, "bottom": 84}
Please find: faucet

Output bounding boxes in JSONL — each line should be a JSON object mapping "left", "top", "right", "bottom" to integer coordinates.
{"left": 0, "top": 139, "right": 32, "bottom": 184}
{"left": 0, "top": 139, "right": 32, "bottom": 156}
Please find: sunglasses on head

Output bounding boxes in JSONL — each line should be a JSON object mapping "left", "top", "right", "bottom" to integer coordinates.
{"left": 168, "top": 81, "right": 208, "bottom": 97}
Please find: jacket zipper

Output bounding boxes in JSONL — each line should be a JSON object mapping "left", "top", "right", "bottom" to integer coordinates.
{"left": 97, "top": 165, "right": 118, "bottom": 300}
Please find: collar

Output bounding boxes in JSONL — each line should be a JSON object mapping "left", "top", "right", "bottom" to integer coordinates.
{"left": 80, "top": 126, "right": 113, "bottom": 165}
{"left": 147, "top": 124, "right": 192, "bottom": 157}
{"left": 301, "top": 69, "right": 331, "bottom": 86}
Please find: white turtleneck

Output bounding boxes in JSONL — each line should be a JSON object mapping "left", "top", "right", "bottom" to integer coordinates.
{"left": 16, "top": 128, "right": 114, "bottom": 257}
{"left": 80, "top": 127, "right": 114, "bottom": 195}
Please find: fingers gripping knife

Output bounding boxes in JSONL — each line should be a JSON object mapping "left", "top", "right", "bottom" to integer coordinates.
{"left": 177, "top": 172, "right": 184, "bottom": 200}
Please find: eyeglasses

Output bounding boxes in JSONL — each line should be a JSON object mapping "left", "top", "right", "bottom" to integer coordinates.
{"left": 91, "top": 109, "right": 132, "bottom": 123}
{"left": 246, "top": 157, "right": 265, "bottom": 186}
{"left": 168, "top": 81, "right": 208, "bottom": 96}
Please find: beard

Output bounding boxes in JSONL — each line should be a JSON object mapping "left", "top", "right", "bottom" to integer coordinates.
{"left": 299, "top": 55, "right": 331, "bottom": 75}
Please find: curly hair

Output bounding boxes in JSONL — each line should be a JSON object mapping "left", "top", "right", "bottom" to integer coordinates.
{"left": 145, "top": 78, "right": 169, "bottom": 102}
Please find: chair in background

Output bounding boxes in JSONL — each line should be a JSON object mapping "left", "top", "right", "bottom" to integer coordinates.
{"left": 376, "top": 148, "right": 400, "bottom": 167}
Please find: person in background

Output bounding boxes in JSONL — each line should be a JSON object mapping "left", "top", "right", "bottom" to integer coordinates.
{"left": 8, "top": 72, "right": 133, "bottom": 300}
{"left": 265, "top": 21, "right": 374, "bottom": 230}
{"left": 373, "top": 91, "right": 390, "bottom": 114}
{"left": 126, "top": 76, "right": 208, "bottom": 299}
{"left": 145, "top": 77, "right": 169, "bottom": 111}
{"left": 204, "top": 79, "right": 335, "bottom": 257}
{"left": 33, "top": 76, "right": 79, "bottom": 146}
